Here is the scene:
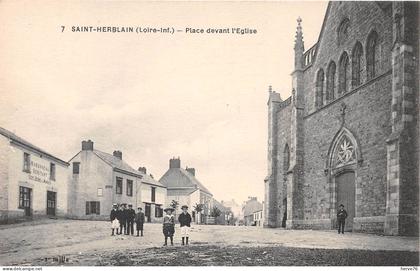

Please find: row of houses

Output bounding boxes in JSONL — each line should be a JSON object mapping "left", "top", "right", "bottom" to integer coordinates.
{"left": 242, "top": 197, "right": 264, "bottom": 227}
{"left": 0, "top": 127, "right": 224, "bottom": 224}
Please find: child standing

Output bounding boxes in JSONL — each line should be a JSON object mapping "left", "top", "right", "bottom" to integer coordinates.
{"left": 110, "top": 203, "right": 120, "bottom": 236}
{"left": 178, "top": 205, "right": 192, "bottom": 245}
{"left": 163, "top": 207, "right": 175, "bottom": 246}
{"left": 135, "top": 207, "right": 145, "bottom": 237}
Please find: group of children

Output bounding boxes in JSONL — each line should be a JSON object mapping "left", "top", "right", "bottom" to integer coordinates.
{"left": 110, "top": 203, "right": 145, "bottom": 237}
{"left": 162, "top": 205, "right": 192, "bottom": 246}
{"left": 110, "top": 203, "right": 192, "bottom": 246}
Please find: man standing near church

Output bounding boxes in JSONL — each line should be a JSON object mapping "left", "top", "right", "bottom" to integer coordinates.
{"left": 178, "top": 205, "right": 192, "bottom": 245}
{"left": 126, "top": 204, "right": 136, "bottom": 235}
{"left": 337, "top": 204, "right": 348, "bottom": 234}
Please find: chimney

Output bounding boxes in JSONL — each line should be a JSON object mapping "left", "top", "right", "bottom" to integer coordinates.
{"left": 186, "top": 166, "right": 196, "bottom": 176}
{"left": 138, "top": 167, "right": 147, "bottom": 174}
{"left": 113, "top": 150, "right": 122, "bottom": 160}
{"left": 169, "top": 157, "right": 181, "bottom": 169}
{"left": 82, "top": 140, "right": 94, "bottom": 151}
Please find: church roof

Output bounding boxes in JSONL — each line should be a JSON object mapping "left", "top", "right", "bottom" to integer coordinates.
{"left": 159, "top": 167, "right": 212, "bottom": 196}
{"left": 0, "top": 126, "right": 69, "bottom": 166}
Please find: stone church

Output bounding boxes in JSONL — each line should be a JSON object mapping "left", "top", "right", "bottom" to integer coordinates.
{"left": 264, "top": 1, "right": 418, "bottom": 236}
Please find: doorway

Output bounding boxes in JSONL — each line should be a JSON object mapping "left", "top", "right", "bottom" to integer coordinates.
{"left": 47, "top": 191, "right": 56, "bottom": 216}
{"left": 336, "top": 171, "right": 355, "bottom": 231}
{"left": 145, "top": 203, "right": 151, "bottom": 222}
{"left": 19, "top": 186, "right": 32, "bottom": 216}
{"left": 281, "top": 198, "right": 287, "bottom": 228}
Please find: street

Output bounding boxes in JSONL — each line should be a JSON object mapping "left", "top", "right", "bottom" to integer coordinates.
{"left": 0, "top": 219, "right": 418, "bottom": 266}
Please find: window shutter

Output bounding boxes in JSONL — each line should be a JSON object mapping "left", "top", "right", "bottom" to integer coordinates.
{"left": 86, "top": 202, "right": 90, "bottom": 215}
{"left": 96, "top": 202, "right": 100, "bottom": 215}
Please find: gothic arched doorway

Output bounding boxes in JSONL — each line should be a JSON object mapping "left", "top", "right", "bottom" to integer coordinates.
{"left": 335, "top": 171, "right": 355, "bottom": 231}
{"left": 326, "top": 127, "right": 362, "bottom": 232}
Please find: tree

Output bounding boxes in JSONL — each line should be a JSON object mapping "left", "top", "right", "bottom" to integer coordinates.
{"left": 170, "top": 200, "right": 179, "bottom": 211}
{"left": 193, "top": 203, "right": 204, "bottom": 213}
{"left": 210, "top": 206, "right": 222, "bottom": 218}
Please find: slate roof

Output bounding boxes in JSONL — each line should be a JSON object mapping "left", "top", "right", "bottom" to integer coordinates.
{"left": 159, "top": 168, "right": 212, "bottom": 195}
{"left": 0, "top": 126, "right": 69, "bottom": 166}
{"left": 242, "top": 200, "right": 263, "bottom": 217}
{"left": 213, "top": 199, "right": 229, "bottom": 212}
{"left": 93, "top": 149, "right": 165, "bottom": 188}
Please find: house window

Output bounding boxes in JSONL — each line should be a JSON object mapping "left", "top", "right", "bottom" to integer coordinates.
{"left": 116, "top": 177, "right": 123, "bottom": 194}
{"left": 326, "top": 61, "right": 336, "bottom": 102}
{"left": 339, "top": 52, "right": 349, "bottom": 94}
{"left": 73, "top": 162, "right": 80, "bottom": 174}
{"left": 23, "top": 153, "right": 31, "bottom": 172}
{"left": 151, "top": 187, "right": 156, "bottom": 202}
{"left": 155, "top": 204, "right": 163, "bottom": 217}
{"left": 19, "top": 186, "right": 31, "bottom": 209}
{"left": 366, "top": 31, "right": 378, "bottom": 80}
{"left": 352, "top": 42, "right": 363, "bottom": 87}
{"left": 86, "top": 201, "right": 100, "bottom": 215}
{"left": 97, "top": 188, "right": 103, "bottom": 197}
{"left": 127, "top": 180, "right": 133, "bottom": 197}
{"left": 49, "top": 163, "right": 56, "bottom": 181}
{"left": 315, "top": 69, "right": 324, "bottom": 108}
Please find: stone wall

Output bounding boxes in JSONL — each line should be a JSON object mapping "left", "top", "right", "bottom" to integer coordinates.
{"left": 304, "top": 1, "right": 393, "bottom": 116}
{"left": 265, "top": 1, "right": 418, "bottom": 234}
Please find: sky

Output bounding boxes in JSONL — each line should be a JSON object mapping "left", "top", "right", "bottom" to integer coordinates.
{"left": 0, "top": 0, "right": 328, "bottom": 205}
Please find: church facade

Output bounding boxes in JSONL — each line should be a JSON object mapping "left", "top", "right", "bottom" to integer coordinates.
{"left": 264, "top": 1, "right": 418, "bottom": 236}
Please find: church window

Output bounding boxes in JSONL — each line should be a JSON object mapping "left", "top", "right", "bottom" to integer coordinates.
{"left": 366, "top": 31, "right": 378, "bottom": 80}
{"left": 352, "top": 42, "right": 363, "bottom": 87}
{"left": 326, "top": 61, "right": 336, "bottom": 102}
{"left": 283, "top": 144, "right": 290, "bottom": 173}
{"left": 315, "top": 69, "right": 324, "bottom": 108}
{"left": 337, "top": 18, "right": 350, "bottom": 45}
{"left": 338, "top": 52, "right": 349, "bottom": 94}
{"left": 334, "top": 136, "right": 356, "bottom": 168}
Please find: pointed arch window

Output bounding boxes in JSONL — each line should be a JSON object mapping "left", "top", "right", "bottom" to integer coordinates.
{"left": 366, "top": 31, "right": 378, "bottom": 80}
{"left": 337, "top": 18, "right": 350, "bottom": 46}
{"left": 315, "top": 69, "right": 324, "bottom": 108}
{"left": 338, "top": 52, "right": 349, "bottom": 94}
{"left": 326, "top": 61, "right": 336, "bottom": 102}
{"left": 352, "top": 42, "right": 363, "bottom": 87}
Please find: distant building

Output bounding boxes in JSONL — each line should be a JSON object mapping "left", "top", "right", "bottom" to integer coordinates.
{"left": 159, "top": 157, "right": 213, "bottom": 224}
{"left": 68, "top": 140, "right": 166, "bottom": 222}
{"left": 0, "top": 127, "right": 69, "bottom": 223}
{"left": 212, "top": 199, "right": 231, "bottom": 225}
{"left": 137, "top": 167, "right": 167, "bottom": 223}
{"left": 253, "top": 209, "right": 263, "bottom": 227}
{"left": 242, "top": 197, "right": 263, "bottom": 226}
{"left": 221, "top": 199, "right": 242, "bottom": 225}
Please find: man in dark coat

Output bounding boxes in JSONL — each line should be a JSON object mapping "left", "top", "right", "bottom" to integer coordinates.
{"left": 118, "top": 203, "right": 127, "bottom": 235}
{"left": 126, "top": 204, "right": 136, "bottom": 235}
{"left": 337, "top": 204, "right": 348, "bottom": 234}
{"left": 110, "top": 203, "right": 119, "bottom": 236}
{"left": 135, "top": 207, "right": 145, "bottom": 237}
{"left": 178, "top": 205, "right": 192, "bottom": 245}
{"left": 122, "top": 203, "right": 130, "bottom": 235}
